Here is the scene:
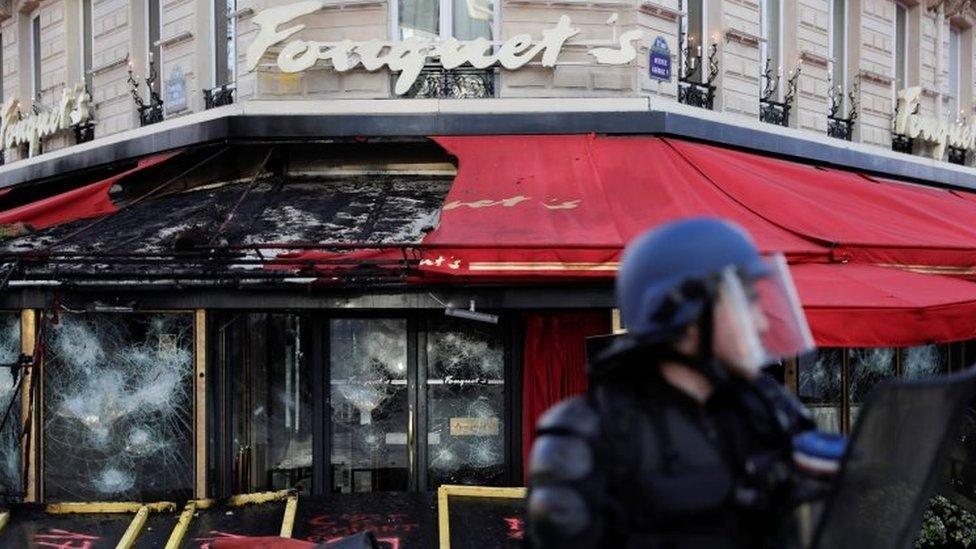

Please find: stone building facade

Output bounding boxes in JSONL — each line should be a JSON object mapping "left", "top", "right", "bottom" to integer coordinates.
{"left": 0, "top": 0, "right": 973, "bottom": 164}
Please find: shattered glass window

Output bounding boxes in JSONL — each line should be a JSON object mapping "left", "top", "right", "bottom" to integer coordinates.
{"left": 798, "top": 349, "right": 843, "bottom": 433}
{"left": 330, "top": 319, "right": 408, "bottom": 493}
{"left": 849, "top": 347, "right": 897, "bottom": 428}
{"left": 426, "top": 318, "right": 505, "bottom": 489}
{"left": 44, "top": 314, "right": 193, "bottom": 502}
{"left": 224, "top": 314, "right": 312, "bottom": 494}
{"left": 903, "top": 344, "right": 948, "bottom": 379}
{"left": 0, "top": 314, "right": 21, "bottom": 497}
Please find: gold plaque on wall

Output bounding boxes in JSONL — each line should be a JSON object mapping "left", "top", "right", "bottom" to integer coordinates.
{"left": 450, "top": 417, "right": 500, "bottom": 436}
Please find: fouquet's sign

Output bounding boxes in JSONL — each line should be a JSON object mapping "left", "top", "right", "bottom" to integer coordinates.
{"left": 246, "top": 1, "right": 645, "bottom": 95}
{"left": 894, "top": 86, "right": 976, "bottom": 160}
{"left": 0, "top": 83, "right": 91, "bottom": 157}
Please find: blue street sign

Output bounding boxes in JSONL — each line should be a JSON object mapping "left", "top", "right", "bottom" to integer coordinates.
{"left": 649, "top": 36, "right": 672, "bottom": 81}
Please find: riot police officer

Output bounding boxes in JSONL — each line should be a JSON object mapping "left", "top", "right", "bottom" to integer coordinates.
{"left": 527, "top": 217, "right": 833, "bottom": 549}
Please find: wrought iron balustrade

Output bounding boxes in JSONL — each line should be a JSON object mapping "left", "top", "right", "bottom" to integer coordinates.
{"left": 948, "top": 145, "right": 967, "bottom": 165}
{"left": 759, "top": 59, "right": 799, "bottom": 128}
{"left": 401, "top": 65, "right": 496, "bottom": 99}
{"left": 73, "top": 121, "right": 95, "bottom": 144}
{"left": 826, "top": 82, "right": 858, "bottom": 142}
{"left": 128, "top": 58, "right": 164, "bottom": 127}
{"left": 891, "top": 134, "right": 914, "bottom": 154}
{"left": 677, "top": 42, "right": 718, "bottom": 110}
{"left": 204, "top": 84, "right": 236, "bottom": 109}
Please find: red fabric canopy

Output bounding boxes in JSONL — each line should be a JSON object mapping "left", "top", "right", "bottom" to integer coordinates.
{"left": 423, "top": 135, "right": 826, "bottom": 277}
{"left": 664, "top": 139, "right": 976, "bottom": 272}
{"left": 418, "top": 135, "right": 976, "bottom": 346}
{"left": 792, "top": 263, "right": 976, "bottom": 346}
{"left": 0, "top": 152, "right": 176, "bottom": 230}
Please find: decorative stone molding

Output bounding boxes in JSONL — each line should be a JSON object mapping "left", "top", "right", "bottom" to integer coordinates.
{"left": 799, "top": 50, "right": 830, "bottom": 67}
{"left": 725, "top": 27, "right": 762, "bottom": 48}
{"left": 505, "top": 0, "right": 631, "bottom": 7}
{"left": 859, "top": 68, "right": 894, "bottom": 86}
{"left": 156, "top": 31, "right": 194, "bottom": 48}
{"left": 90, "top": 55, "right": 130, "bottom": 77}
{"left": 638, "top": 1, "right": 681, "bottom": 21}
{"left": 320, "top": 0, "right": 386, "bottom": 10}
{"left": 232, "top": 7, "right": 254, "bottom": 18}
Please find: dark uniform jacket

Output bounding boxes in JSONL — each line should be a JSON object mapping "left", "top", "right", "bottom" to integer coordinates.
{"left": 526, "top": 363, "right": 815, "bottom": 549}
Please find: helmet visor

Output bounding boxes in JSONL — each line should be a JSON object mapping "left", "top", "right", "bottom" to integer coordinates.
{"left": 714, "top": 254, "right": 814, "bottom": 374}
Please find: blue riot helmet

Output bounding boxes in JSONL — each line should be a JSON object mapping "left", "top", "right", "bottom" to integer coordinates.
{"left": 609, "top": 217, "right": 814, "bottom": 381}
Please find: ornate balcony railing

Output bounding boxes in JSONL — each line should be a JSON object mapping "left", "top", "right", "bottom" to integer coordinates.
{"left": 677, "top": 43, "right": 718, "bottom": 110}
{"left": 891, "top": 134, "right": 914, "bottom": 154}
{"left": 948, "top": 145, "right": 967, "bottom": 165}
{"left": 401, "top": 65, "right": 496, "bottom": 99}
{"left": 759, "top": 59, "right": 800, "bottom": 127}
{"left": 890, "top": 100, "right": 917, "bottom": 155}
{"left": 204, "top": 84, "right": 236, "bottom": 109}
{"left": 73, "top": 121, "right": 95, "bottom": 144}
{"left": 128, "top": 57, "right": 164, "bottom": 127}
{"left": 827, "top": 82, "right": 858, "bottom": 141}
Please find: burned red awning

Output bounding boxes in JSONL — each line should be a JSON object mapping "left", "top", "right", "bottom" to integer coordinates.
{"left": 0, "top": 151, "right": 177, "bottom": 230}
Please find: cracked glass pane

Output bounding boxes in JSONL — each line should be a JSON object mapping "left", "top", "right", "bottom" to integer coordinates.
{"left": 903, "top": 344, "right": 948, "bottom": 379}
{"left": 43, "top": 313, "right": 193, "bottom": 502}
{"left": 0, "top": 313, "right": 21, "bottom": 497}
{"left": 426, "top": 318, "right": 505, "bottom": 489}
{"left": 330, "top": 319, "right": 408, "bottom": 493}
{"left": 223, "top": 314, "right": 312, "bottom": 494}
{"left": 798, "top": 348, "right": 843, "bottom": 433}
{"left": 849, "top": 347, "right": 896, "bottom": 427}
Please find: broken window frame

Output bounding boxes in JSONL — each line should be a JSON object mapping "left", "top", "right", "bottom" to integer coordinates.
{"left": 38, "top": 310, "right": 198, "bottom": 503}
{"left": 208, "top": 310, "right": 521, "bottom": 498}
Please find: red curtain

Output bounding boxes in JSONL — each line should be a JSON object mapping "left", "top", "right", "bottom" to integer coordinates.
{"left": 522, "top": 310, "right": 611, "bottom": 483}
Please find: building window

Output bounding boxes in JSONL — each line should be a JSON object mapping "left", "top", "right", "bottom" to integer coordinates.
{"left": 0, "top": 314, "right": 21, "bottom": 498}
{"left": 425, "top": 317, "right": 505, "bottom": 489}
{"left": 214, "top": 0, "right": 236, "bottom": 87}
{"left": 81, "top": 0, "right": 92, "bottom": 92}
{"left": 680, "top": 0, "right": 706, "bottom": 76}
{"left": 30, "top": 14, "right": 40, "bottom": 101}
{"left": 393, "top": 0, "right": 499, "bottom": 97}
{"left": 211, "top": 312, "right": 513, "bottom": 496}
{"left": 207, "top": 0, "right": 237, "bottom": 108}
{"left": 330, "top": 318, "right": 410, "bottom": 493}
{"left": 43, "top": 313, "right": 194, "bottom": 502}
{"left": 216, "top": 314, "right": 311, "bottom": 495}
{"left": 396, "top": 0, "right": 495, "bottom": 41}
{"left": 147, "top": 0, "right": 161, "bottom": 98}
{"left": 949, "top": 26, "right": 961, "bottom": 120}
{"left": 761, "top": 0, "right": 782, "bottom": 98}
{"left": 830, "top": 0, "right": 847, "bottom": 100}
{"left": 895, "top": 2, "right": 909, "bottom": 91}
{"left": 798, "top": 349, "right": 843, "bottom": 433}
{"left": 798, "top": 344, "right": 954, "bottom": 434}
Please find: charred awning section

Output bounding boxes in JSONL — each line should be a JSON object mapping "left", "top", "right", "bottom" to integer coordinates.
{"left": 0, "top": 143, "right": 455, "bottom": 289}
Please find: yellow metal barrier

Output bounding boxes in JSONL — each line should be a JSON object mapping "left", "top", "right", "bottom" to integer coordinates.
{"left": 437, "top": 485, "right": 527, "bottom": 549}
{"left": 226, "top": 489, "right": 290, "bottom": 507}
{"left": 46, "top": 501, "right": 176, "bottom": 514}
{"left": 116, "top": 505, "right": 149, "bottom": 549}
{"left": 280, "top": 492, "right": 299, "bottom": 538}
{"left": 163, "top": 501, "right": 198, "bottom": 549}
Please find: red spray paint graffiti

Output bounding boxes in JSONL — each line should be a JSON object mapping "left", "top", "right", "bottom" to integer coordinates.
{"left": 33, "top": 528, "right": 101, "bottom": 549}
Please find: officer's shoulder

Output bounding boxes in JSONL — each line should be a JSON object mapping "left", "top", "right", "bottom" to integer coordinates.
{"left": 536, "top": 395, "right": 601, "bottom": 438}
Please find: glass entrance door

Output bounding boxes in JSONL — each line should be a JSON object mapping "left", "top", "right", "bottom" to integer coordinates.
{"left": 329, "top": 319, "right": 409, "bottom": 493}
